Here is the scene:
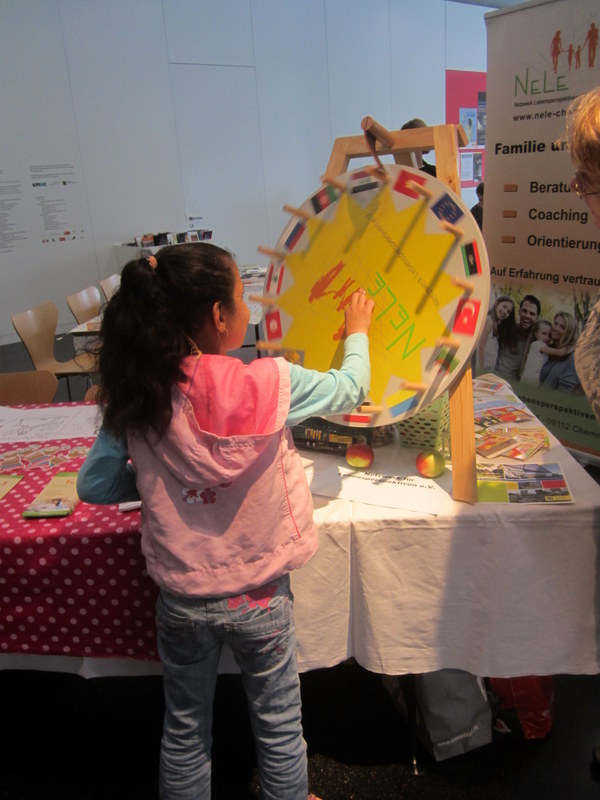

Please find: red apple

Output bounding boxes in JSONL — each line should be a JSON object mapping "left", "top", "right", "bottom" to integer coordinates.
{"left": 345, "top": 442, "right": 374, "bottom": 469}
{"left": 416, "top": 448, "right": 446, "bottom": 478}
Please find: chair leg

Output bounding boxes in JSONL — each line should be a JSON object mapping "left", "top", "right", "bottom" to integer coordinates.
{"left": 65, "top": 376, "right": 72, "bottom": 401}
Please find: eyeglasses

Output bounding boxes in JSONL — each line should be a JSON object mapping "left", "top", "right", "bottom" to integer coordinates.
{"left": 572, "top": 169, "right": 600, "bottom": 198}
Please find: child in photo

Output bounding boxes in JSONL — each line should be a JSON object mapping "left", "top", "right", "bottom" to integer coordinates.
{"left": 521, "top": 317, "right": 576, "bottom": 383}
{"left": 476, "top": 295, "right": 517, "bottom": 373}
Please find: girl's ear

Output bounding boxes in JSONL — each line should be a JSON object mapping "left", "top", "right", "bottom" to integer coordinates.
{"left": 211, "top": 300, "right": 227, "bottom": 334}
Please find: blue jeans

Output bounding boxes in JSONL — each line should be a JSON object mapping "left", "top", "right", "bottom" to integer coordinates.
{"left": 156, "top": 574, "right": 307, "bottom": 800}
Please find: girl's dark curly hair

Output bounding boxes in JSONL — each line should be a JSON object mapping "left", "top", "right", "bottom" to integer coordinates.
{"left": 97, "top": 242, "right": 236, "bottom": 440}
{"left": 492, "top": 295, "right": 519, "bottom": 353}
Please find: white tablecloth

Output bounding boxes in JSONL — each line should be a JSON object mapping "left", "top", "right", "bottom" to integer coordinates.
{"left": 292, "top": 440, "right": 600, "bottom": 678}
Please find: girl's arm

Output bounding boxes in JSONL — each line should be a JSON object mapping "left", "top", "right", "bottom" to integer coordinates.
{"left": 287, "top": 333, "right": 370, "bottom": 425}
{"left": 76, "top": 426, "right": 140, "bottom": 504}
{"left": 287, "top": 288, "right": 373, "bottom": 425}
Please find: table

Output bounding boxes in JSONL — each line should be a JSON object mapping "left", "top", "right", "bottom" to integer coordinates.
{"left": 1, "top": 399, "right": 600, "bottom": 679}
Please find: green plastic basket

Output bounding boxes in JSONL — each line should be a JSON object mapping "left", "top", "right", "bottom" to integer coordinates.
{"left": 396, "top": 393, "right": 450, "bottom": 455}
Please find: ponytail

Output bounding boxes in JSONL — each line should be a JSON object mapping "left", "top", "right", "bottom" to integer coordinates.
{"left": 97, "top": 242, "right": 235, "bottom": 439}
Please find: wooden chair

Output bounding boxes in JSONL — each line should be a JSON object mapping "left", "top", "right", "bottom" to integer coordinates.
{"left": 84, "top": 384, "right": 100, "bottom": 403}
{"left": 0, "top": 370, "right": 58, "bottom": 405}
{"left": 100, "top": 273, "right": 120, "bottom": 302}
{"left": 11, "top": 301, "right": 97, "bottom": 400}
{"left": 66, "top": 285, "right": 102, "bottom": 324}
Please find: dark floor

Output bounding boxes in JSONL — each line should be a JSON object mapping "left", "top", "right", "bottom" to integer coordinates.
{"left": 3, "top": 337, "right": 600, "bottom": 799}
{"left": 1, "top": 665, "right": 600, "bottom": 800}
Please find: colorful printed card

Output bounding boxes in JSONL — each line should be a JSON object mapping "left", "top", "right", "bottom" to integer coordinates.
{"left": 22, "top": 471, "right": 80, "bottom": 517}
{"left": 476, "top": 462, "right": 572, "bottom": 504}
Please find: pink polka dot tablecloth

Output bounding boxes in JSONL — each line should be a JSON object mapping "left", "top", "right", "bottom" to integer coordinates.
{"left": 0, "top": 434, "right": 159, "bottom": 661}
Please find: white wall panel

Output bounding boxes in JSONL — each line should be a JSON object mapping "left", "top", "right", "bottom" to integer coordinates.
{"left": 390, "top": 0, "right": 447, "bottom": 129}
{"left": 0, "top": 0, "right": 490, "bottom": 345}
{"left": 163, "top": 0, "right": 255, "bottom": 66}
{"left": 325, "top": 0, "right": 393, "bottom": 140}
{"left": 170, "top": 64, "right": 268, "bottom": 265}
{"left": 0, "top": 1, "right": 96, "bottom": 339}
{"left": 445, "top": 1, "right": 488, "bottom": 70}
{"left": 251, "top": 0, "right": 331, "bottom": 247}
{"left": 60, "top": 0, "right": 186, "bottom": 273}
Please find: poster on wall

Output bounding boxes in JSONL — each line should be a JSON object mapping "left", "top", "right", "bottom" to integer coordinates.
{"left": 484, "top": 0, "right": 600, "bottom": 458}
{"left": 446, "top": 70, "right": 487, "bottom": 191}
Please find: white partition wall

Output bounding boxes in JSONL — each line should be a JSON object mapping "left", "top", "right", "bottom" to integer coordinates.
{"left": 0, "top": 0, "right": 490, "bottom": 345}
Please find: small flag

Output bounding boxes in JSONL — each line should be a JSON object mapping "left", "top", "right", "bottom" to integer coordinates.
{"left": 266, "top": 263, "right": 276, "bottom": 293}
{"left": 461, "top": 241, "right": 481, "bottom": 276}
{"left": 452, "top": 298, "right": 481, "bottom": 336}
{"left": 311, "top": 185, "right": 338, "bottom": 214}
{"left": 389, "top": 394, "right": 420, "bottom": 418}
{"left": 350, "top": 180, "right": 379, "bottom": 195}
{"left": 435, "top": 347, "right": 458, "bottom": 374}
{"left": 264, "top": 310, "right": 283, "bottom": 340}
{"left": 393, "top": 170, "right": 427, "bottom": 198}
{"left": 431, "top": 194, "right": 464, "bottom": 225}
{"left": 285, "top": 221, "right": 305, "bottom": 251}
{"left": 266, "top": 264, "right": 285, "bottom": 295}
{"left": 342, "top": 413, "right": 372, "bottom": 423}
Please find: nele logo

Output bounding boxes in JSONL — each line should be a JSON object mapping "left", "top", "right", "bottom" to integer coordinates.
{"left": 515, "top": 67, "right": 568, "bottom": 97}
{"left": 514, "top": 20, "right": 598, "bottom": 98}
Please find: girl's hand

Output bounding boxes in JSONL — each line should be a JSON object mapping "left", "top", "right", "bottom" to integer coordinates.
{"left": 344, "top": 289, "right": 375, "bottom": 336}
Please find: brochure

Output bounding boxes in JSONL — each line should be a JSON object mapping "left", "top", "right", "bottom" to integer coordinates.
{"left": 476, "top": 462, "right": 572, "bottom": 504}
{"left": 22, "top": 471, "right": 79, "bottom": 518}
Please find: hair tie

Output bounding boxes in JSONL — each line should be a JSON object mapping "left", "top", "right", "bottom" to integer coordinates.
{"left": 147, "top": 255, "right": 158, "bottom": 270}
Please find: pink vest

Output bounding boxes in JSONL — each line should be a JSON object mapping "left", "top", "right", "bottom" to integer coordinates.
{"left": 128, "top": 354, "right": 317, "bottom": 597}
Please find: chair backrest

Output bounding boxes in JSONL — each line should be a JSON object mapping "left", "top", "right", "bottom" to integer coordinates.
{"left": 66, "top": 285, "right": 102, "bottom": 324}
{"left": 11, "top": 301, "right": 60, "bottom": 369}
{"left": 84, "top": 384, "right": 100, "bottom": 402}
{"left": 0, "top": 370, "right": 58, "bottom": 404}
{"left": 100, "top": 273, "right": 121, "bottom": 302}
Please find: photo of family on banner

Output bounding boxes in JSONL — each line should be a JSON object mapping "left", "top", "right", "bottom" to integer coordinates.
{"left": 476, "top": 208, "right": 600, "bottom": 459}
{"left": 475, "top": 290, "right": 584, "bottom": 397}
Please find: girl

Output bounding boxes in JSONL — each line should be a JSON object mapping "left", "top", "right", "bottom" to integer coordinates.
{"left": 476, "top": 295, "right": 517, "bottom": 373}
{"left": 76, "top": 242, "right": 374, "bottom": 800}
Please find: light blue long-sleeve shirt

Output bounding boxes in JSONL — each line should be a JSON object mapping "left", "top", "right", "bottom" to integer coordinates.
{"left": 77, "top": 332, "right": 370, "bottom": 505}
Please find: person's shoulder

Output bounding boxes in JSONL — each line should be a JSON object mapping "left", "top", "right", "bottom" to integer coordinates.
{"left": 203, "top": 353, "right": 285, "bottom": 379}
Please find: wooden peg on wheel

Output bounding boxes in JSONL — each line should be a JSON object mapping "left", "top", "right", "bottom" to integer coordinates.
{"left": 283, "top": 204, "right": 312, "bottom": 221}
{"left": 320, "top": 173, "right": 346, "bottom": 191}
{"left": 406, "top": 180, "right": 433, "bottom": 200}
{"left": 436, "top": 336, "right": 461, "bottom": 350}
{"left": 451, "top": 276, "right": 475, "bottom": 293}
{"left": 399, "top": 381, "right": 428, "bottom": 393}
{"left": 439, "top": 220, "right": 464, "bottom": 238}
{"left": 257, "top": 245, "right": 285, "bottom": 259}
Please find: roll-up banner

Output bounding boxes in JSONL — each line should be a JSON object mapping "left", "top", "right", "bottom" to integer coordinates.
{"left": 483, "top": 0, "right": 600, "bottom": 459}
